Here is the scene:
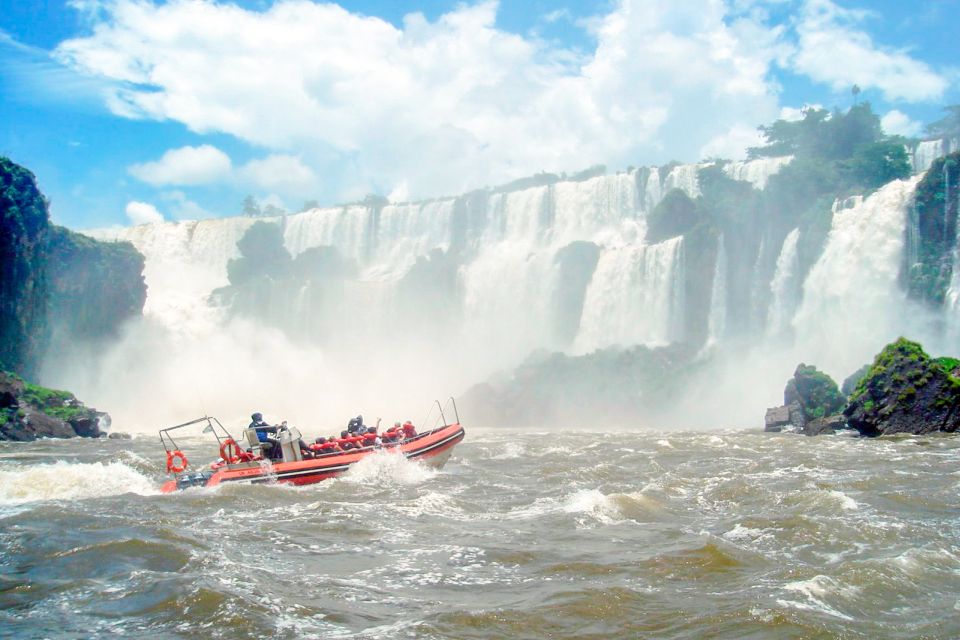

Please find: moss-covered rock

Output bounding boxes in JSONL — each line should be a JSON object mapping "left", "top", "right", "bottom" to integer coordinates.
{"left": 843, "top": 337, "right": 960, "bottom": 436}
{"left": 841, "top": 363, "right": 871, "bottom": 397}
{"left": 0, "top": 371, "right": 108, "bottom": 441}
{"left": 784, "top": 363, "right": 845, "bottom": 421}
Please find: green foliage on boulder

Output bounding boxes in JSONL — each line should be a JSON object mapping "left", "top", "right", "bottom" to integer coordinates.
{"left": 0, "top": 370, "right": 106, "bottom": 440}
{"left": 785, "top": 363, "right": 845, "bottom": 420}
{"left": 844, "top": 337, "right": 960, "bottom": 436}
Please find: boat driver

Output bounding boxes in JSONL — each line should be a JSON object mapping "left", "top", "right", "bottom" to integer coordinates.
{"left": 250, "top": 412, "right": 281, "bottom": 459}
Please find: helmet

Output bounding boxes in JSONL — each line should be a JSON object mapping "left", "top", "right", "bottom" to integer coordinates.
{"left": 252, "top": 412, "right": 263, "bottom": 421}
{"left": 357, "top": 414, "right": 363, "bottom": 421}
{"left": 368, "top": 426, "right": 377, "bottom": 433}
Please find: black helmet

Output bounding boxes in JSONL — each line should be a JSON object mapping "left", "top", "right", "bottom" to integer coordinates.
{"left": 252, "top": 412, "right": 263, "bottom": 421}
{"left": 356, "top": 414, "right": 363, "bottom": 421}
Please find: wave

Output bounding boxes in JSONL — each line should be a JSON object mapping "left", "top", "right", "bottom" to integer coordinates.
{"left": 0, "top": 460, "right": 159, "bottom": 505}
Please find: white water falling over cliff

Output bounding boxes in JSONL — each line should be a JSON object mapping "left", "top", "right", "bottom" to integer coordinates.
{"left": 911, "top": 138, "right": 959, "bottom": 175}
{"left": 766, "top": 228, "right": 800, "bottom": 340}
{"left": 67, "top": 156, "right": 816, "bottom": 429}
{"left": 705, "top": 234, "right": 727, "bottom": 348}
{"left": 792, "top": 177, "right": 921, "bottom": 377}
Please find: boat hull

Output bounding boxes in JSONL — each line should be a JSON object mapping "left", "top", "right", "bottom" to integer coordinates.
{"left": 161, "top": 423, "right": 465, "bottom": 492}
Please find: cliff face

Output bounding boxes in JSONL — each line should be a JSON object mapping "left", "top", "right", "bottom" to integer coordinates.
{"left": 904, "top": 152, "right": 960, "bottom": 307}
{"left": 0, "top": 156, "right": 147, "bottom": 378}
{"left": 0, "top": 158, "right": 51, "bottom": 378}
{"left": 47, "top": 226, "right": 146, "bottom": 342}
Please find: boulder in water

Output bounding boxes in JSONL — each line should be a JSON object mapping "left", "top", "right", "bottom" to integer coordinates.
{"left": 784, "top": 364, "right": 845, "bottom": 422}
{"left": 0, "top": 371, "right": 108, "bottom": 441}
{"left": 764, "top": 405, "right": 791, "bottom": 432}
{"left": 803, "top": 414, "right": 847, "bottom": 436}
{"left": 844, "top": 338, "right": 960, "bottom": 436}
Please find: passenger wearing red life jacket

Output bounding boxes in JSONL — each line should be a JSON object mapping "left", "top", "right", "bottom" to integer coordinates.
{"left": 309, "top": 436, "right": 341, "bottom": 454}
{"left": 401, "top": 421, "right": 417, "bottom": 439}
{"left": 383, "top": 422, "right": 401, "bottom": 444}
{"left": 361, "top": 426, "right": 382, "bottom": 448}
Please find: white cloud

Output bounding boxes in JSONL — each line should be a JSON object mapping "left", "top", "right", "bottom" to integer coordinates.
{"left": 125, "top": 200, "right": 163, "bottom": 225}
{"left": 792, "top": 0, "right": 947, "bottom": 102}
{"left": 881, "top": 110, "right": 922, "bottom": 138}
{"left": 51, "top": 1, "right": 800, "bottom": 200}
{"left": 699, "top": 123, "right": 766, "bottom": 160}
{"left": 238, "top": 154, "right": 317, "bottom": 196}
{"left": 128, "top": 144, "right": 232, "bottom": 186}
{"left": 160, "top": 190, "right": 216, "bottom": 220}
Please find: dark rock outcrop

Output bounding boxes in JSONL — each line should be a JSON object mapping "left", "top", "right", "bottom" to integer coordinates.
{"left": 844, "top": 337, "right": 960, "bottom": 436}
{"left": 0, "top": 371, "right": 108, "bottom": 441}
{"left": 0, "top": 157, "right": 51, "bottom": 378}
{"left": 460, "top": 343, "right": 699, "bottom": 427}
{"left": 0, "top": 156, "right": 146, "bottom": 377}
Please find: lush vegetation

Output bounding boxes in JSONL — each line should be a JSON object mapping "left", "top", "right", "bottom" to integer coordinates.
{"left": 786, "top": 363, "right": 846, "bottom": 419}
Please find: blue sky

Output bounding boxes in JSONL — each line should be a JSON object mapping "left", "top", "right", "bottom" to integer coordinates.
{"left": 0, "top": 0, "right": 957, "bottom": 229}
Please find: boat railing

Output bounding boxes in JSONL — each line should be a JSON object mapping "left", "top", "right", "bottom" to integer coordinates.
{"left": 159, "top": 416, "right": 235, "bottom": 455}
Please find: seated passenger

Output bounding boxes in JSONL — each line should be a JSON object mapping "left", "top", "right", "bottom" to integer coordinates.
{"left": 361, "top": 426, "right": 381, "bottom": 448}
{"left": 401, "top": 421, "right": 417, "bottom": 439}
{"left": 383, "top": 422, "right": 401, "bottom": 443}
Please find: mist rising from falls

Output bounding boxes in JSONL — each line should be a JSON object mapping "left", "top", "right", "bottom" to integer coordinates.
{"left": 50, "top": 156, "right": 955, "bottom": 431}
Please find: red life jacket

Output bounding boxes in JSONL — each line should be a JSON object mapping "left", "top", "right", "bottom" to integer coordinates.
{"left": 402, "top": 423, "right": 417, "bottom": 437}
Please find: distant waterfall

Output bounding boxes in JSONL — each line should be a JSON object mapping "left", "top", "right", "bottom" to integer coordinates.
{"left": 766, "top": 228, "right": 800, "bottom": 340}
{"left": 705, "top": 234, "right": 727, "bottom": 347}
{"left": 793, "top": 177, "right": 921, "bottom": 376}
{"left": 723, "top": 156, "right": 793, "bottom": 190}
{"left": 910, "top": 138, "right": 959, "bottom": 174}
{"left": 574, "top": 236, "right": 685, "bottom": 352}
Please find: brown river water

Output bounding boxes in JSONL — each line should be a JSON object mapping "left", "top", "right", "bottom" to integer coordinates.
{"left": 1, "top": 428, "right": 959, "bottom": 638}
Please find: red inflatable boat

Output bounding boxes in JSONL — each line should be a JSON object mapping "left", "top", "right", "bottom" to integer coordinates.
{"left": 159, "top": 403, "right": 465, "bottom": 493}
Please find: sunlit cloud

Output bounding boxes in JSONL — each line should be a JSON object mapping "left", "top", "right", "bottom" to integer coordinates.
{"left": 792, "top": 0, "right": 947, "bottom": 102}
{"left": 128, "top": 145, "right": 233, "bottom": 186}
{"left": 125, "top": 200, "right": 164, "bottom": 224}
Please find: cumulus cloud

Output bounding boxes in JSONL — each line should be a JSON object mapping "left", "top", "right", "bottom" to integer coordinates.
{"left": 125, "top": 200, "right": 163, "bottom": 225}
{"left": 128, "top": 144, "right": 233, "bottom": 186}
{"left": 53, "top": 0, "right": 790, "bottom": 201}
{"left": 793, "top": 0, "right": 947, "bottom": 102}
{"left": 238, "top": 154, "right": 317, "bottom": 196}
{"left": 54, "top": 0, "right": 945, "bottom": 203}
{"left": 881, "top": 110, "right": 922, "bottom": 138}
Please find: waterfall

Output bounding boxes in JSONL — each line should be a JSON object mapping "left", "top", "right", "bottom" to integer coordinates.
{"left": 705, "top": 234, "right": 727, "bottom": 347}
{"left": 766, "top": 228, "right": 800, "bottom": 340}
{"left": 911, "top": 138, "right": 958, "bottom": 175}
{"left": 722, "top": 156, "right": 792, "bottom": 190}
{"left": 574, "top": 236, "right": 684, "bottom": 353}
{"left": 792, "top": 176, "right": 921, "bottom": 377}
{"left": 662, "top": 164, "right": 701, "bottom": 198}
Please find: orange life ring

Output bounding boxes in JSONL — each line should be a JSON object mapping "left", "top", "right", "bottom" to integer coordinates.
{"left": 166, "top": 450, "right": 189, "bottom": 473}
{"left": 219, "top": 438, "right": 242, "bottom": 464}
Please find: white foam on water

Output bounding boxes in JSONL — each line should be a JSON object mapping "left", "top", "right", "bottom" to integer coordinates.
{"left": 342, "top": 450, "right": 437, "bottom": 486}
{"left": 0, "top": 460, "right": 159, "bottom": 505}
{"left": 779, "top": 575, "right": 858, "bottom": 620}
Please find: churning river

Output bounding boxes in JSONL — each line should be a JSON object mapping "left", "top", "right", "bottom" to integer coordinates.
{"left": 2, "top": 428, "right": 959, "bottom": 639}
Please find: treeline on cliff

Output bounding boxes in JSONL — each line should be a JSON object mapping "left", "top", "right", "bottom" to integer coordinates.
{"left": 0, "top": 156, "right": 147, "bottom": 379}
